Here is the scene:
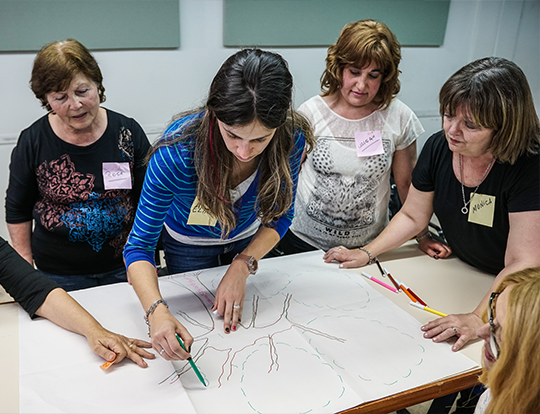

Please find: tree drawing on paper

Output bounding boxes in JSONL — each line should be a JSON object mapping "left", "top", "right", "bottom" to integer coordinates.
{"left": 156, "top": 261, "right": 429, "bottom": 414}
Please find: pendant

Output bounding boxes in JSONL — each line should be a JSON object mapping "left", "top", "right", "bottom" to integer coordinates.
{"left": 461, "top": 206, "right": 468, "bottom": 214}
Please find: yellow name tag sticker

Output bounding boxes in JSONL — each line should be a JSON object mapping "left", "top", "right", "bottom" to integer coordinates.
{"left": 187, "top": 197, "right": 217, "bottom": 227}
{"left": 468, "top": 193, "right": 495, "bottom": 227}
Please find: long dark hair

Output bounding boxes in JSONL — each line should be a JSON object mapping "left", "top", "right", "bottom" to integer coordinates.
{"left": 150, "top": 49, "right": 314, "bottom": 238}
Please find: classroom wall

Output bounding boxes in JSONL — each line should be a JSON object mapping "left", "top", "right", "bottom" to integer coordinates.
{"left": 0, "top": 0, "right": 538, "bottom": 241}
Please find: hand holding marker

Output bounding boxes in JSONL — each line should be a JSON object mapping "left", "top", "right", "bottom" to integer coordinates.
{"left": 176, "top": 334, "right": 207, "bottom": 387}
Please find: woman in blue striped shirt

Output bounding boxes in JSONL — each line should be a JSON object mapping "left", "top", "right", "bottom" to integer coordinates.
{"left": 124, "top": 49, "right": 314, "bottom": 359}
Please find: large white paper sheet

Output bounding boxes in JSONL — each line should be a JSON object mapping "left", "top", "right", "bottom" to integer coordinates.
{"left": 161, "top": 252, "right": 478, "bottom": 413}
{"left": 19, "top": 251, "right": 478, "bottom": 413}
{"left": 19, "top": 283, "right": 196, "bottom": 414}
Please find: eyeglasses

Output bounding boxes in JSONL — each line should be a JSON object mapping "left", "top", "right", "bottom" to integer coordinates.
{"left": 488, "top": 291, "right": 501, "bottom": 359}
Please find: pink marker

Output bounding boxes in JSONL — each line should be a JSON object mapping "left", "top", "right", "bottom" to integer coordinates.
{"left": 361, "top": 271, "right": 398, "bottom": 293}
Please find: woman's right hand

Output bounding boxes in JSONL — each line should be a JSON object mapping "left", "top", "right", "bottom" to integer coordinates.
{"left": 149, "top": 306, "right": 193, "bottom": 361}
{"left": 323, "top": 246, "right": 370, "bottom": 268}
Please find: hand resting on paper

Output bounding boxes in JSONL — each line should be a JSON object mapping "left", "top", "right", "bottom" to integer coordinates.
{"left": 0, "top": 237, "right": 155, "bottom": 369}
{"left": 323, "top": 246, "right": 370, "bottom": 268}
{"left": 212, "top": 259, "right": 248, "bottom": 334}
{"left": 421, "top": 312, "right": 483, "bottom": 352}
{"left": 86, "top": 327, "right": 155, "bottom": 368}
{"left": 35, "top": 288, "right": 155, "bottom": 368}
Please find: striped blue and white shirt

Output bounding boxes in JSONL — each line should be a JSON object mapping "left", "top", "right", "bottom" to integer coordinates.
{"left": 123, "top": 111, "right": 307, "bottom": 268}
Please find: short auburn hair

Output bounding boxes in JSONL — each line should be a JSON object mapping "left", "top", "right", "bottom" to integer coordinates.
{"left": 30, "top": 38, "right": 106, "bottom": 111}
{"left": 320, "top": 19, "right": 401, "bottom": 110}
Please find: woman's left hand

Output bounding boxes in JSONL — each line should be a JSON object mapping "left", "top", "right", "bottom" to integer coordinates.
{"left": 421, "top": 312, "right": 483, "bottom": 351}
{"left": 212, "top": 260, "right": 249, "bottom": 333}
{"left": 418, "top": 237, "right": 452, "bottom": 259}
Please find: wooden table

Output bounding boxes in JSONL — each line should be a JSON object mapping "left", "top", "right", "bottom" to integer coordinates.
{"left": 0, "top": 242, "right": 494, "bottom": 414}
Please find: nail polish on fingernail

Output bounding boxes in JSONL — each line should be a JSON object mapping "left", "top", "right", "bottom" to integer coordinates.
{"left": 225, "top": 328, "right": 230, "bottom": 333}
{"left": 212, "top": 310, "right": 218, "bottom": 315}
{"left": 434, "top": 255, "right": 439, "bottom": 260}
{"left": 232, "top": 326, "right": 236, "bottom": 331}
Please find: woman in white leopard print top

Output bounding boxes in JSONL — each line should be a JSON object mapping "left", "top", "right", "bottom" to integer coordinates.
{"left": 280, "top": 19, "right": 447, "bottom": 257}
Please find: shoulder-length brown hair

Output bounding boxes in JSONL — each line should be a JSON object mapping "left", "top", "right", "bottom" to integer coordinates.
{"left": 439, "top": 57, "right": 540, "bottom": 164}
{"left": 149, "top": 49, "right": 314, "bottom": 238}
{"left": 30, "top": 39, "right": 106, "bottom": 111}
{"left": 320, "top": 19, "right": 402, "bottom": 110}
{"left": 479, "top": 267, "right": 540, "bottom": 414}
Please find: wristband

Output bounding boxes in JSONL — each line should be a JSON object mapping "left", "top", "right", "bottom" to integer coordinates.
{"left": 415, "top": 231, "right": 432, "bottom": 243}
{"left": 357, "top": 247, "right": 374, "bottom": 265}
{"left": 144, "top": 298, "right": 168, "bottom": 337}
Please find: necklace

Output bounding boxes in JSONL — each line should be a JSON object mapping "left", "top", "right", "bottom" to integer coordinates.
{"left": 459, "top": 153, "right": 494, "bottom": 214}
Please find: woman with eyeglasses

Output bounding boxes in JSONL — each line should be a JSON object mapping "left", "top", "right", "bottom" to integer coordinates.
{"left": 474, "top": 267, "right": 540, "bottom": 414}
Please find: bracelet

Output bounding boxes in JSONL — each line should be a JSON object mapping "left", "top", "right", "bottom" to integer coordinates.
{"left": 357, "top": 247, "right": 374, "bottom": 265}
{"left": 415, "top": 231, "right": 432, "bottom": 243}
{"left": 144, "top": 299, "right": 168, "bottom": 337}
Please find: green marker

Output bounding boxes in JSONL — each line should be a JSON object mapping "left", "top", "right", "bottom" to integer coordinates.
{"left": 175, "top": 334, "right": 207, "bottom": 387}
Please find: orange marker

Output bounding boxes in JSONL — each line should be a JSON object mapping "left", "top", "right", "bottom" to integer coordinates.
{"left": 400, "top": 284, "right": 417, "bottom": 302}
{"left": 392, "top": 269, "right": 418, "bottom": 303}
{"left": 100, "top": 355, "right": 117, "bottom": 370}
{"left": 403, "top": 283, "right": 428, "bottom": 306}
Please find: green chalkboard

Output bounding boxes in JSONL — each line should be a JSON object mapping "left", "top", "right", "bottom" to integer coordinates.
{"left": 224, "top": 0, "right": 450, "bottom": 47}
{"left": 0, "top": 0, "right": 180, "bottom": 52}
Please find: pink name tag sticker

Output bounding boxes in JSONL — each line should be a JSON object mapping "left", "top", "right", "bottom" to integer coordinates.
{"left": 354, "top": 130, "right": 384, "bottom": 157}
{"left": 102, "top": 162, "right": 132, "bottom": 190}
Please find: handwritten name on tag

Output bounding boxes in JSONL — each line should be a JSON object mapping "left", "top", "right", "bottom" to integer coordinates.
{"left": 102, "top": 162, "right": 132, "bottom": 190}
{"left": 187, "top": 197, "right": 218, "bottom": 227}
{"left": 468, "top": 193, "right": 496, "bottom": 227}
{"left": 354, "top": 130, "right": 384, "bottom": 157}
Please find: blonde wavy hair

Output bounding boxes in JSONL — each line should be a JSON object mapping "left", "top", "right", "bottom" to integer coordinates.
{"left": 320, "top": 19, "right": 402, "bottom": 110}
{"left": 479, "top": 266, "right": 540, "bottom": 414}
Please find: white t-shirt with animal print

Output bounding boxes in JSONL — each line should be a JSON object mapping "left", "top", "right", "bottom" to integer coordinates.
{"left": 290, "top": 95, "right": 424, "bottom": 251}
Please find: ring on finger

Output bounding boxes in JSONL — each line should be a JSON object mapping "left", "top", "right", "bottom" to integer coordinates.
{"left": 452, "top": 327, "right": 458, "bottom": 335}
{"left": 160, "top": 349, "right": 165, "bottom": 355}
{"left": 129, "top": 342, "right": 134, "bottom": 349}
{"left": 233, "top": 305, "right": 241, "bottom": 309}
